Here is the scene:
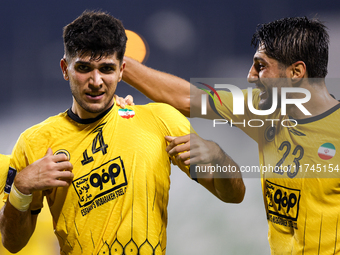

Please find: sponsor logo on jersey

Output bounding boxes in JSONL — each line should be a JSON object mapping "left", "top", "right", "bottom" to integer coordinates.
{"left": 318, "top": 143, "right": 336, "bottom": 160}
{"left": 73, "top": 156, "right": 127, "bottom": 209}
{"left": 118, "top": 108, "right": 135, "bottom": 119}
{"left": 265, "top": 180, "right": 300, "bottom": 221}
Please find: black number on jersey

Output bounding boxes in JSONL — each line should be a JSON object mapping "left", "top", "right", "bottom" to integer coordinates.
{"left": 275, "top": 141, "right": 304, "bottom": 178}
{"left": 81, "top": 125, "right": 108, "bottom": 166}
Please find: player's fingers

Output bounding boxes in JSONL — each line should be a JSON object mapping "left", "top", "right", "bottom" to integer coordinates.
{"left": 168, "top": 143, "right": 190, "bottom": 156}
{"left": 165, "top": 135, "right": 190, "bottom": 152}
{"left": 52, "top": 153, "right": 70, "bottom": 163}
{"left": 58, "top": 170, "right": 74, "bottom": 180}
{"left": 165, "top": 136, "right": 175, "bottom": 142}
{"left": 45, "top": 148, "right": 53, "bottom": 157}
{"left": 125, "top": 95, "right": 135, "bottom": 106}
{"left": 176, "top": 151, "right": 190, "bottom": 162}
{"left": 114, "top": 94, "right": 125, "bottom": 108}
{"left": 55, "top": 161, "right": 73, "bottom": 172}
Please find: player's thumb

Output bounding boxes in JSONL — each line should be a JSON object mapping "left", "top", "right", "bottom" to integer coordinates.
{"left": 45, "top": 148, "right": 53, "bottom": 157}
{"left": 165, "top": 136, "right": 176, "bottom": 142}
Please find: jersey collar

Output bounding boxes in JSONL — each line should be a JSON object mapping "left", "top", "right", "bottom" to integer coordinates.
{"left": 67, "top": 104, "right": 114, "bottom": 124}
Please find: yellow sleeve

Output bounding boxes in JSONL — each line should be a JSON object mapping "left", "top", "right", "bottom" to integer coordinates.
{"left": 9, "top": 134, "right": 44, "bottom": 211}
{"left": 211, "top": 88, "right": 262, "bottom": 142}
{"left": 149, "top": 103, "right": 192, "bottom": 177}
{"left": 0, "top": 154, "right": 10, "bottom": 195}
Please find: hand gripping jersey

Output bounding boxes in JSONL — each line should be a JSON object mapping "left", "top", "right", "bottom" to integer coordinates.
{"left": 210, "top": 89, "right": 340, "bottom": 254}
{"left": 10, "top": 103, "right": 190, "bottom": 255}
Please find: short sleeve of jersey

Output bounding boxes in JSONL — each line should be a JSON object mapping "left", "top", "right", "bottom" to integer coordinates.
{"left": 148, "top": 103, "right": 191, "bottom": 177}
{"left": 9, "top": 134, "right": 44, "bottom": 211}
{"left": 0, "top": 154, "right": 10, "bottom": 194}
{"left": 209, "top": 88, "right": 262, "bottom": 142}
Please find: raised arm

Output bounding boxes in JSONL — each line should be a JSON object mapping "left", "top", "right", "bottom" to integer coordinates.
{"left": 123, "top": 57, "right": 220, "bottom": 118}
{"left": 0, "top": 148, "right": 73, "bottom": 253}
{"left": 166, "top": 134, "right": 245, "bottom": 203}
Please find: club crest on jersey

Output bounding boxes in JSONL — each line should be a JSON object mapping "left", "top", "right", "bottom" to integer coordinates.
{"left": 265, "top": 126, "right": 276, "bottom": 142}
{"left": 318, "top": 143, "right": 336, "bottom": 160}
{"left": 118, "top": 108, "right": 135, "bottom": 119}
{"left": 54, "top": 149, "right": 71, "bottom": 160}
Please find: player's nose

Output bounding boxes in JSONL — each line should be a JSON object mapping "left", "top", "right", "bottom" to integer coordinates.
{"left": 89, "top": 69, "right": 103, "bottom": 88}
{"left": 247, "top": 64, "right": 259, "bottom": 83}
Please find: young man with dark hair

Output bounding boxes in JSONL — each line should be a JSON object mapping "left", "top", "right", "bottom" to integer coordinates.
{"left": 122, "top": 17, "right": 340, "bottom": 253}
{"left": 0, "top": 10, "right": 244, "bottom": 255}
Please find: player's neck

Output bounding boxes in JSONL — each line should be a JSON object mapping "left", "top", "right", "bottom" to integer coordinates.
{"left": 287, "top": 82, "right": 339, "bottom": 119}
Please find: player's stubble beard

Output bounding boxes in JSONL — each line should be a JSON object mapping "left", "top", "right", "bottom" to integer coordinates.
{"left": 70, "top": 85, "right": 115, "bottom": 117}
{"left": 258, "top": 77, "right": 289, "bottom": 111}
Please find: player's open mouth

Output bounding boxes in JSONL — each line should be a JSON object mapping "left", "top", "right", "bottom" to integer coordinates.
{"left": 86, "top": 92, "right": 105, "bottom": 100}
{"left": 255, "top": 83, "right": 267, "bottom": 98}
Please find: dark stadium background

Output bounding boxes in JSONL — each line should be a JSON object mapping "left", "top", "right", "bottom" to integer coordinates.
{"left": 1, "top": 1, "right": 340, "bottom": 254}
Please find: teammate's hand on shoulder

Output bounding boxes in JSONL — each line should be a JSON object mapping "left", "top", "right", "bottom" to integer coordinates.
{"left": 14, "top": 148, "right": 74, "bottom": 195}
{"left": 114, "top": 94, "right": 134, "bottom": 108}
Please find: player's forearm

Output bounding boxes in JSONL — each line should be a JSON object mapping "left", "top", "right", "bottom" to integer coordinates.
{"left": 212, "top": 149, "right": 245, "bottom": 203}
{"left": 0, "top": 202, "right": 36, "bottom": 253}
{"left": 123, "top": 57, "right": 191, "bottom": 116}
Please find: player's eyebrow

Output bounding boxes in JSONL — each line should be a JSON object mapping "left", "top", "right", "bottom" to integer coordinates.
{"left": 75, "top": 60, "right": 117, "bottom": 67}
{"left": 253, "top": 56, "right": 267, "bottom": 63}
{"left": 75, "top": 60, "right": 91, "bottom": 65}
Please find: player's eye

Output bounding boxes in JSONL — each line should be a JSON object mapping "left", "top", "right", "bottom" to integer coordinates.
{"left": 255, "top": 62, "right": 265, "bottom": 72}
{"left": 100, "top": 66, "right": 115, "bottom": 73}
{"left": 76, "top": 65, "right": 91, "bottom": 72}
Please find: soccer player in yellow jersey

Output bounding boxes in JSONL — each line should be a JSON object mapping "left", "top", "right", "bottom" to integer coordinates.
{"left": 121, "top": 17, "right": 340, "bottom": 254}
{"left": 0, "top": 10, "right": 244, "bottom": 255}
{"left": 0, "top": 155, "right": 10, "bottom": 194}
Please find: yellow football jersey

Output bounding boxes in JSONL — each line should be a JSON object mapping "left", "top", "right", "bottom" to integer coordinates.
{"left": 10, "top": 102, "right": 191, "bottom": 255}
{"left": 211, "top": 88, "right": 340, "bottom": 254}
{"left": 0, "top": 154, "right": 10, "bottom": 194}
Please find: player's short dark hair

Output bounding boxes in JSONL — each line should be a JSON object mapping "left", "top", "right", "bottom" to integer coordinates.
{"left": 251, "top": 17, "right": 329, "bottom": 78}
{"left": 63, "top": 10, "right": 127, "bottom": 64}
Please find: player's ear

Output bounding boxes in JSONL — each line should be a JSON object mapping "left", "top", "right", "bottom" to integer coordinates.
{"left": 290, "top": 61, "right": 306, "bottom": 84}
{"left": 118, "top": 61, "right": 126, "bottom": 82}
{"left": 60, "top": 57, "right": 69, "bottom": 81}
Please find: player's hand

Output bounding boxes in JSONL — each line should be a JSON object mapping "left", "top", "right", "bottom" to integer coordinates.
{"left": 14, "top": 148, "right": 74, "bottom": 195}
{"left": 165, "top": 135, "right": 190, "bottom": 165}
{"left": 114, "top": 94, "right": 134, "bottom": 108}
{"left": 165, "top": 134, "right": 223, "bottom": 165}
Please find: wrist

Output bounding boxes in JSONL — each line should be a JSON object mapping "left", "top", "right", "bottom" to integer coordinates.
{"left": 210, "top": 141, "right": 225, "bottom": 164}
{"left": 9, "top": 183, "right": 32, "bottom": 212}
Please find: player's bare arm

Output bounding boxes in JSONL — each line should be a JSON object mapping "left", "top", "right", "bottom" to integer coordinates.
{"left": 123, "top": 57, "right": 220, "bottom": 119}
{"left": 0, "top": 200, "right": 38, "bottom": 253}
{"left": 165, "top": 134, "right": 245, "bottom": 203}
{"left": 0, "top": 148, "right": 73, "bottom": 252}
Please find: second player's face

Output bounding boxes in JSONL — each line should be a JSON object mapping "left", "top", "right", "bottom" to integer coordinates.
{"left": 62, "top": 53, "right": 125, "bottom": 119}
{"left": 247, "top": 45, "right": 290, "bottom": 110}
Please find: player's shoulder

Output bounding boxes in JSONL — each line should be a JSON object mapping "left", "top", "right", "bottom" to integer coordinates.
{"left": 131, "top": 102, "right": 188, "bottom": 126}
{"left": 129, "top": 102, "right": 184, "bottom": 118}
{"left": 20, "top": 111, "right": 69, "bottom": 139}
{"left": 136, "top": 102, "right": 183, "bottom": 114}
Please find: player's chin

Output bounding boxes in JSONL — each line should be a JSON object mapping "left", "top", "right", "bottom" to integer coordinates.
{"left": 258, "top": 98, "right": 273, "bottom": 110}
{"left": 81, "top": 105, "right": 107, "bottom": 116}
